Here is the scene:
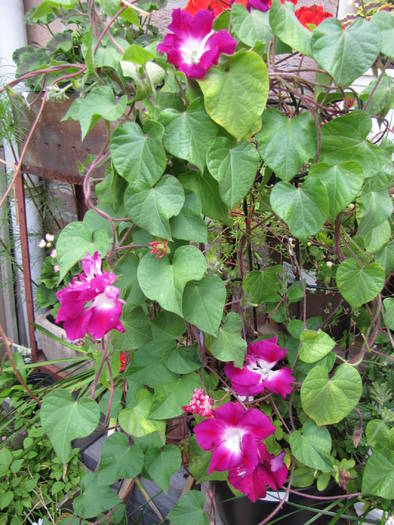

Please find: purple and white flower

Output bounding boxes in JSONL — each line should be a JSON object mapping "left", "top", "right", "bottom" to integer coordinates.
{"left": 157, "top": 9, "right": 236, "bottom": 79}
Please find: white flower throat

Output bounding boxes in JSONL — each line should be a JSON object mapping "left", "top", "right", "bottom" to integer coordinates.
{"left": 247, "top": 358, "right": 276, "bottom": 382}
{"left": 223, "top": 427, "right": 246, "bottom": 453}
{"left": 180, "top": 31, "right": 214, "bottom": 65}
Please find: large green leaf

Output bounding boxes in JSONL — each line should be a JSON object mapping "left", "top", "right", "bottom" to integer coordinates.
{"left": 150, "top": 373, "right": 201, "bottom": 419}
{"left": 119, "top": 389, "right": 165, "bottom": 439}
{"left": 178, "top": 171, "right": 228, "bottom": 221}
{"left": 362, "top": 449, "right": 394, "bottom": 499}
{"left": 125, "top": 175, "right": 185, "bottom": 240}
{"left": 63, "top": 86, "right": 127, "bottom": 140}
{"left": 371, "top": 12, "right": 394, "bottom": 58}
{"left": 137, "top": 245, "right": 207, "bottom": 316}
{"left": 113, "top": 305, "right": 152, "bottom": 350}
{"left": 269, "top": 0, "right": 312, "bottom": 56}
{"left": 257, "top": 110, "right": 317, "bottom": 182}
{"left": 198, "top": 50, "right": 269, "bottom": 141}
{"left": 363, "top": 220, "right": 391, "bottom": 253}
{"left": 243, "top": 266, "right": 283, "bottom": 304}
{"left": 126, "top": 340, "right": 176, "bottom": 387}
{"left": 40, "top": 391, "right": 100, "bottom": 463}
{"left": 299, "top": 329, "right": 335, "bottom": 364}
{"left": 170, "top": 190, "right": 208, "bottom": 243}
{"left": 319, "top": 111, "right": 378, "bottom": 177}
{"left": 383, "top": 298, "right": 394, "bottom": 331}
{"left": 56, "top": 221, "right": 111, "bottom": 281}
{"left": 145, "top": 445, "right": 181, "bottom": 493}
{"left": 336, "top": 258, "right": 385, "bottom": 309}
{"left": 231, "top": 4, "right": 272, "bottom": 47}
{"left": 168, "top": 491, "right": 209, "bottom": 525}
{"left": 73, "top": 472, "right": 121, "bottom": 519}
{"left": 206, "top": 137, "right": 259, "bottom": 208}
{"left": 311, "top": 18, "right": 381, "bottom": 87}
{"left": 110, "top": 120, "right": 167, "bottom": 190}
{"left": 356, "top": 189, "right": 392, "bottom": 237}
{"left": 166, "top": 345, "right": 202, "bottom": 374}
{"left": 163, "top": 98, "right": 218, "bottom": 173}
{"left": 97, "top": 433, "right": 144, "bottom": 485}
{"left": 301, "top": 364, "right": 362, "bottom": 425}
{"left": 289, "top": 420, "right": 333, "bottom": 472}
{"left": 210, "top": 312, "right": 247, "bottom": 368}
{"left": 115, "top": 253, "right": 145, "bottom": 305}
{"left": 309, "top": 161, "right": 364, "bottom": 221}
{"left": 270, "top": 178, "right": 329, "bottom": 239}
{"left": 183, "top": 274, "right": 226, "bottom": 336}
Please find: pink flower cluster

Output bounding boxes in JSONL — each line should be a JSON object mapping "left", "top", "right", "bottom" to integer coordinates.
{"left": 225, "top": 337, "right": 294, "bottom": 398}
{"left": 195, "top": 402, "right": 288, "bottom": 501}
{"left": 183, "top": 388, "right": 213, "bottom": 417}
{"left": 56, "top": 252, "right": 125, "bottom": 341}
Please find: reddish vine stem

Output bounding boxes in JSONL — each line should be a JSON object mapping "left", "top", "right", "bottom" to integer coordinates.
{"left": 257, "top": 459, "right": 295, "bottom": 525}
{"left": 104, "top": 358, "right": 114, "bottom": 427}
{"left": 289, "top": 489, "right": 361, "bottom": 501}
{"left": 93, "top": 5, "right": 128, "bottom": 55}
{"left": 334, "top": 214, "right": 345, "bottom": 262}
{"left": 0, "top": 322, "right": 41, "bottom": 406}
{"left": 91, "top": 339, "right": 109, "bottom": 400}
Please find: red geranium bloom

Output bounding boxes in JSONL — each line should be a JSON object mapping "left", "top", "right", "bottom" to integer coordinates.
{"left": 185, "top": 0, "right": 247, "bottom": 17}
{"left": 295, "top": 5, "right": 332, "bottom": 30}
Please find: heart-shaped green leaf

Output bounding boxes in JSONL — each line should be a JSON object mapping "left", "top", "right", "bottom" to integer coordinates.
{"left": 150, "top": 373, "right": 202, "bottom": 419}
{"left": 309, "top": 161, "right": 364, "bottom": 221}
{"left": 145, "top": 445, "right": 181, "bottom": 493}
{"left": 198, "top": 50, "right": 269, "bottom": 141}
{"left": 231, "top": 4, "right": 273, "bottom": 48}
{"left": 243, "top": 266, "right": 283, "bottom": 304}
{"left": 56, "top": 221, "right": 112, "bottom": 281}
{"left": 362, "top": 449, "right": 394, "bottom": 500}
{"left": 182, "top": 274, "right": 226, "bottom": 335}
{"left": 257, "top": 110, "right": 317, "bottom": 182}
{"left": 126, "top": 175, "right": 185, "bottom": 240}
{"left": 163, "top": 98, "right": 218, "bottom": 173}
{"left": 97, "top": 433, "right": 144, "bottom": 485}
{"left": 110, "top": 120, "right": 167, "bottom": 190}
{"left": 320, "top": 111, "right": 378, "bottom": 177}
{"left": 206, "top": 137, "right": 259, "bottom": 208}
{"left": 270, "top": 178, "right": 329, "bottom": 239}
{"left": 137, "top": 245, "right": 207, "bottom": 316}
{"left": 119, "top": 388, "right": 165, "bottom": 438}
{"left": 356, "top": 189, "right": 392, "bottom": 237}
{"left": 290, "top": 420, "right": 333, "bottom": 472}
{"left": 170, "top": 190, "right": 207, "bottom": 243}
{"left": 371, "top": 12, "right": 394, "bottom": 58}
{"left": 168, "top": 491, "right": 209, "bottom": 525}
{"left": 311, "top": 18, "right": 381, "bottom": 87}
{"left": 336, "top": 258, "right": 385, "bottom": 309}
{"left": 299, "top": 329, "right": 335, "bottom": 364}
{"left": 301, "top": 364, "right": 362, "bottom": 425}
{"left": 269, "top": 0, "right": 312, "bottom": 56}
{"left": 210, "top": 312, "right": 247, "bottom": 368}
{"left": 40, "top": 391, "right": 100, "bottom": 463}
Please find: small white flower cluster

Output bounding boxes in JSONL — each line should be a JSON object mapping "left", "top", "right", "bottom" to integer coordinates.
{"left": 38, "top": 233, "right": 55, "bottom": 249}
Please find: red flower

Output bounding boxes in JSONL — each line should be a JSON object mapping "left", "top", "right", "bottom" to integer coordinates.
{"left": 185, "top": 0, "right": 247, "bottom": 17}
{"left": 149, "top": 239, "right": 169, "bottom": 259}
{"left": 120, "top": 352, "right": 126, "bottom": 372}
{"left": 295, "top": 5, "right": 332, "bottom": 30}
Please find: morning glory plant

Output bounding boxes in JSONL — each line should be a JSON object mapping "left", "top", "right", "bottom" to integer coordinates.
{"left": 2, "top": 0, "right": 392, "bottom": 522}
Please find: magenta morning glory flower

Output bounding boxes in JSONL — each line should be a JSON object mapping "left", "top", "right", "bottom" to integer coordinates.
{"left": 224, "top": 337, "right": 294, "bottom": 398}
{"left": 157, "top": 9, "right": 236, "bottom": 79}
{"left": 56, "top": 252, "right": 125, "bottom": 341}
{"left": 228, "top": 444, "right": 288, "bottom": 501}
{"left": 194, "top": 402, "right": 275, "bottom": 474}
{"left": 247, "top": 0, "right": 271, "bottom": 11}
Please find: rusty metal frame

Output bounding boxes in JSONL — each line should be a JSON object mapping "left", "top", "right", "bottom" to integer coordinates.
{"left": 15, "top": 169, "right": 38, "bottom": 361}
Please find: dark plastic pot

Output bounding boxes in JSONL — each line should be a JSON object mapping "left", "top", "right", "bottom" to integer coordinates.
{"left": 214, "top": 481, "right": 347, "bottom": 525}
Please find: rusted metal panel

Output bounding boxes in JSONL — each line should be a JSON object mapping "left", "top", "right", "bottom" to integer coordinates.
{"left": 15, "top": 95, "right": 108, "bottom": 181}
